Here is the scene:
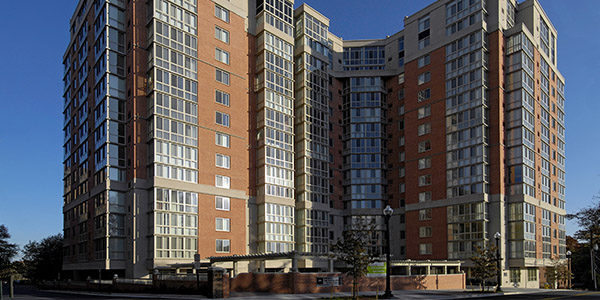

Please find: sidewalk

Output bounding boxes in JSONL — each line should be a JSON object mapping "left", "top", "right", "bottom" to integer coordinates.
{"left": 43, "top": 286, "right": 554, "bottom": 299}
{"left": 230, "top": 287, "right": 551, "bottom": 299}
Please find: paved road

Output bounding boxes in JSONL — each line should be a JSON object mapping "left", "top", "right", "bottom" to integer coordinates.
{"left": 2, "top": 284, "right": 599, "bottom": 300}
{"left": 0, "top": 284, "right": 201, "bottom": 300}
{"left": 470, "top": 290, "right": 600, "bottom": 300}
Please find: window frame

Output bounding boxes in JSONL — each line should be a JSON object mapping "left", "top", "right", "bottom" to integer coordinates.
{"left": 215, "top": 132, "right": 230, "bottom": 148}
{"left": 216, "top": 69, "right": 230, "bottom": 85}
{"left": 215, "top": 26, "right": 230, "bottom": 43}
{"left": 215, "top": 48, "right": 230, "bottom": 65}
{"left": 215, "top": 153, "right": 231, "bottom": 169}
{"left": 216, "top": 239, "right": 230, "bottom": 253}
{"left": 418, "top": 72, "right": 431, "bottom": 85}
{"left": 215, "top": 175, "right": 231, "bottom": 189}
{"left": 215, "top": 90, "right": 230, "bottom": 106}
{"left": 215, "top": 111, "right": 230, "bottom": 127}
{"left": 215, "top": 5, "right": 230, "bottom": 23}
{"left": 418, "top": 54, "right": 430, "bottom": 68}
{"left": 216, "top": 196, "right": 230, "bottom": 211}
{"left": 215, "top": 217, "right": 230, "bottom": 232}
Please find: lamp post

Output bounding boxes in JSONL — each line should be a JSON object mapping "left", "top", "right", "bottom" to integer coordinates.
{"left": 593, "top": 243, "right": 598, "bottom": 291}
{"left": 383, "top": 205, "right": 393, "bottom": 298}
{"left": 194, "top": 253, "right": 201, "bottom": 292}
{"left": 494, "top": 232, "right": 502, "bottom": 292}
{"left": 566, "top": 250, "right": 572, "bottom": 289}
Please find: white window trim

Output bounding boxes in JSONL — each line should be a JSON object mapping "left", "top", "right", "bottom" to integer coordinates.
{"left": 216, "top": 217, "right": 230, "bottom": 232}
{"left": 216, "top": 153, "right": 231, "bottom": 169}
{"left": 216, "top": 196, "right": 230, "bottom": 211}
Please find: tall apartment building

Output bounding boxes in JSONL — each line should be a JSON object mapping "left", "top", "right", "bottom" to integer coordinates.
{"left": 62, "top": 0, "right": 566, "bottom": 287}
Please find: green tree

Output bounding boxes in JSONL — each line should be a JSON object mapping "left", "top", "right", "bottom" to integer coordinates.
{"left": 546, "top": 257, "right": 570, "bottom": 288}
{"left": 566, "top": 197, "right": 600, "bottom": 289}
{"left": 470, "top": 244, "right": 499, "bottom": 292}
{"left": 22, "top": 234, "right": 63, "bottom": 282}
{"left": 566, "top": 197, "right": 600, "bottom": 243}
{"left": 0, "top": 225, "right": 19, "bottom": 279}
{"left": 330, "top": 219, "right": 377, "bottom": 300}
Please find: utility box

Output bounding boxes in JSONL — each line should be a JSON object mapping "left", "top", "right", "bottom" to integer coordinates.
{"left": 208, "top": 267, "right": 226, "bottom": 298}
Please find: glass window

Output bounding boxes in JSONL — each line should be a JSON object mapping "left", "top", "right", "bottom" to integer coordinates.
{"left": 418, "top": 15, "right": 430, "bottom": 32}
{"left": 418, "top": 106, "right": 431, "bottom": 119}
{"left": 215, "top": 175, "right": 230, "bottom": 189}
{"left": 418, "top": 36, "right": 430, "bottom": 50}
{"left": 216, "top": 153, "right": 230, "bottom": 169}
{"left": 215, "top": 5, "right": 230, "bottom": 22}
{"left": 419, "top": 209, "right": 432, "bottom": 220}
{"left": 216, "top": 111, "right": 230, "bottom": 127}
{"left": 216, "top": 217, "right": 230, "bottom": 231}
{"left": 215, "top": 132, "right": 230, "bottom": 147}
{"left": 418, "top": 54, "right": 430, "bottom": 68}
{"left": 418, "top": 72, "right": 431, "bottom": 85}
{"left": 418, "top": 174, "right": 432, "bottom": 186}
{"left": 215, "top": 26, "right": 229, "bottom": 43}
{"left": 418, "top": 122, "right": 431, "bottom": 136}
{"left": 215, "top": 48, "right": 230, "bottom": 64}
{"left": 419, "top": 226, "right": 432, "bottom": 237}
{"left": 527, "top": 268, "right": 537, "bottom": 281}
{"left": 419, "top": 191, "right": 432, "bottom": 202}
{"left": 418, "top": 157, "right": 431, "bottom": 170}
{"left": 216, "top": 69, "right": 230, "bottom": 85}
{"left": 418, "top": 140, "right": 431, "bottom": 153}
{"left": 419, "top": 243, "right": 432, "bottom": 255}
{"left": 216, "top": 196, "right": 230, "bottom": 211}
{"left": 215, "top": 90, "right": 230, "bottom": 106}
{"left": 216, "top": 239, "right": 230, "bottom": 252}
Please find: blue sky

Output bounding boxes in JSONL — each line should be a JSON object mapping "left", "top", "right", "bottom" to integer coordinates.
{"left": 0, "top": 0, "right": 598, "bottom": 250}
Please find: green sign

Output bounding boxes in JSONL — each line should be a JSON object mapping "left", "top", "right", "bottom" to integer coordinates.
{"left": 367, "top": 262, "right": 386, "bottom": 277}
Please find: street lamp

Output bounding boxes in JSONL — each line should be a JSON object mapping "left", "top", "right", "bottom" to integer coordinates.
{"left": 383, "top": 205, "right": 394, "bottom": 299}
{"left": 494, "top": 232, "right": 502, "bottom": 292}
{"left": 194, "top": 253, "right": 201, "bottom": 292}
{"left": 566, "top": 250, "right": 572, "bottom": 290}
{"left": 593, "top": 243, "right": 598, "bottom": 291}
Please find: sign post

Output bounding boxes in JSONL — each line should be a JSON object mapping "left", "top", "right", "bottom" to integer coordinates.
{"left": 316, "top": 276, "right": 343, "bottom": 298}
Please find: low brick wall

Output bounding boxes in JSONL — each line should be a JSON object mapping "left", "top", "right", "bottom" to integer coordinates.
{"left": 230, "top": 272, "right": 466, "bottom": 294}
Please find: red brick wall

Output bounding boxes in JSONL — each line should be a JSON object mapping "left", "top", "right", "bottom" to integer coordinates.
{"left": 401, "top": 46, "right": 449, "bottom": 260}
{"left": 229, "top": 272, "right": 466, "bottom": 294}
{"left": 195, "top": 0, "right": 253, "bottom": 258}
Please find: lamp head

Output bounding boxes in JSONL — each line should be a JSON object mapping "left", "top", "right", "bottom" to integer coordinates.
{"left": 566, "top": 250, "right": 572, "bottom": 257}
{"left": 494, "top": 232, "right": 501, "bottom": 240}
{"left": 383, "top": 205, "right": 393, "bottom": 216}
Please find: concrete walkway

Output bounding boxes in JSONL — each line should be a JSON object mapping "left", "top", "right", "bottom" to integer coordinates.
{"left": 42, "top": 286, "right": 554, "bottom": 299}
{"left": 230, "top": 287, "right": 551, "bottom": 299}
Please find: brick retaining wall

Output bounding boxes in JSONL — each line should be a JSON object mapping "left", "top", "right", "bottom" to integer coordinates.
{"left": 230, "top": 272, "right": 466, "bottom": 294}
